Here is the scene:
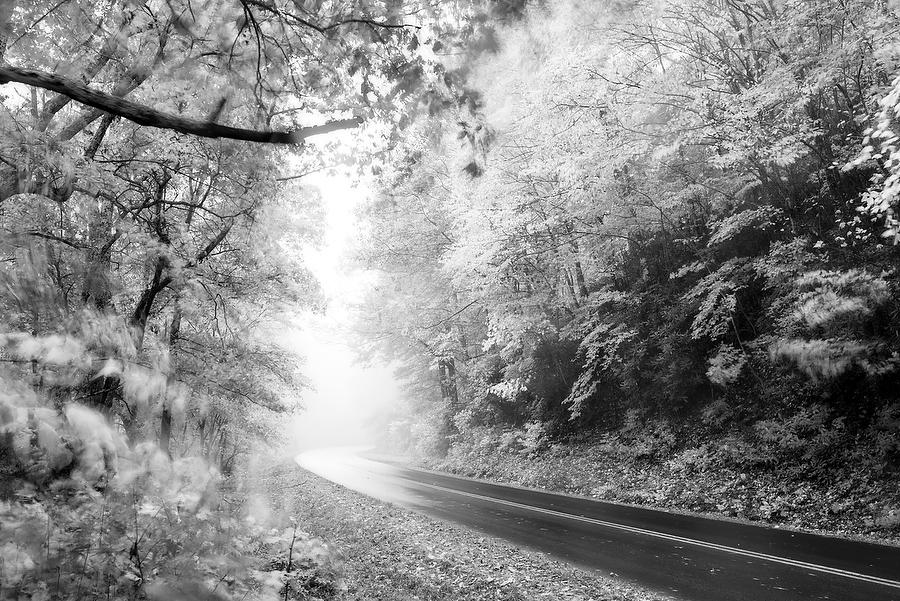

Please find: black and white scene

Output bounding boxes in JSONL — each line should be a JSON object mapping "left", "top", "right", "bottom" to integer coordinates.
{"left": 1, "top": 1, "right": 899, "bottom": 600}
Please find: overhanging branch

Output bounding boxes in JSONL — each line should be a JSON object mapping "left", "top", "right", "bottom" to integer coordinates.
{"left": 0, "top": 64, "right": 362, "bottom": 144}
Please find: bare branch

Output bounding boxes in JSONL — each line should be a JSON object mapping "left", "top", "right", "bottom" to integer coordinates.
{"left": 25, "top": 230, "right": 85, "bottom": 248}
{"left": 0, "top": 64, "right": 363, "bottom": 144}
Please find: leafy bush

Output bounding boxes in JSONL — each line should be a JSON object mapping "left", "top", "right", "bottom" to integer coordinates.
{"left": 520, "top": 421, "right": 551, "bottom": 455}
{"left": 0, "top": 379, "right": 335, "bottom": 600}
{"left": 870, "top": 403, "right": 900, "bottom": 463}
{"left": 706, "top": 345, "right": 747, "bottom": 386}
{"left": 666, "top": 445, "right": 715, "bottom": 475}
{"left": 753, "top": 405, "right": 846, "bottom": 469}
{"left": 0, "top": 312, "right": 333, "bottom": 600}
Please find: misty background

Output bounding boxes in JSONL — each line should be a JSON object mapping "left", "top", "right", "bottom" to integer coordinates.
{"left": 287, "top": 173, "right": 399, "bottom": 452}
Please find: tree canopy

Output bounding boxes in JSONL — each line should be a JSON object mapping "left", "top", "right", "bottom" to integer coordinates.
{"left": 354, "top": 0, "right": 900, "bottom": 472}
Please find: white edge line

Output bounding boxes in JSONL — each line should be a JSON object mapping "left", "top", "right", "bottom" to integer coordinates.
{"left": 377, "top": 459, "right": 900, "bottom": 550}
{"left": 413, "top": 481, "right": 900, "bottom": 590}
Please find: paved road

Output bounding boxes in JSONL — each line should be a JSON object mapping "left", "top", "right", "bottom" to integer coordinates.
{"left": 296, "top": 448, "right": 900, "bottom": 601}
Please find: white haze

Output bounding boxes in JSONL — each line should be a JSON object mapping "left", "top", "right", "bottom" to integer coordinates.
{"left": 285, "top": 171, "right": 400, "bottom": 452}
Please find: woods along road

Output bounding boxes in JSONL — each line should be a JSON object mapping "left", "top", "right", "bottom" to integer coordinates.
{"left": 297, "top": 448, "right": 900, "bottom": 601}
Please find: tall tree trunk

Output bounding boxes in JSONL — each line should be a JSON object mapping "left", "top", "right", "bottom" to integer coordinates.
{"left": 570, "top": 240, "right": 589, "bottom": 299}
{"left": 159, "top": 406, "right": 172, "bottom": 457}
{"left": 438, "top": 357, "right": 459, "bottom": 455}
{"left": 159, "top": 305, "right": 182, "bottom": 457}
{"left": 438, "top": 358, "right": 459, "bottom": 408}
{"left": 79, "top": 220, "right": 121, "bottom": 417}
{"left": 563, "top": 268, "right": 580, "bottom": 308}
{"left": 132, "top": 259, "right": 170, "bottom": 347}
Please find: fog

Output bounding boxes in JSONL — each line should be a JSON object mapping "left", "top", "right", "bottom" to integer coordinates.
{"left": 288, "top": 323, "right": 399, "bottom": 450}
{"left": 285, "top": 172, "right": 400, "bottom": 452}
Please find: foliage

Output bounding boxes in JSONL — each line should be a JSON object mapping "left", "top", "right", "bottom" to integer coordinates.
{"left": 355, "top": 0, "right": 900, "bottom": 533}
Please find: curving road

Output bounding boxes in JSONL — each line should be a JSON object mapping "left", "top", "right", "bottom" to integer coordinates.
{"left": 296, "top": 447, "right": 900, "bottom": 601}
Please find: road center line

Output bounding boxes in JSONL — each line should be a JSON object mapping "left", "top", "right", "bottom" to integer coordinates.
{"left": 411, "top": 480, "right": 900, "bottom": 590}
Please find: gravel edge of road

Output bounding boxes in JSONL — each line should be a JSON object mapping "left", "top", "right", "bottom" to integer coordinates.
{"left": 264, "top": 459, "right": 676, "bottom": 601}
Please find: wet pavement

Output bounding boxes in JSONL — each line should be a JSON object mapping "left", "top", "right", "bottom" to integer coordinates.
{"left": 296, "top": 447, "right": 900, "bottom": 601}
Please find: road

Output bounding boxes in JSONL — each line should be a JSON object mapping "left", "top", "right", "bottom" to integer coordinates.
{"left": 296, "top": 447, "right": 900, "bottom": 601}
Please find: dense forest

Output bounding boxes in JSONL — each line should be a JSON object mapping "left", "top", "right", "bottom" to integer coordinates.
{"left": 356, "top": 0, "right": 900, "bottom": 534}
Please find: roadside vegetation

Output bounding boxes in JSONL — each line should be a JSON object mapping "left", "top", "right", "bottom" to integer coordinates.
{"left": 355, "top": 0, "right": 900, "bottom": 542}
{"left": 418, "top": 424, "right": 900, "bottom": 542}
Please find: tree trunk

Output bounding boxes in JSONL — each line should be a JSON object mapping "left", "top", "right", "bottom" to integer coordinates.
{"left": 438, "top": 357, "right": 459, "bottom": 408}
{"left": 84, "top": 113, "right": 116, "bottom": 160}
{"left": 563, "top": 268, "right": 580, "bottom": 308}
{"left": 159, "top": 406, "right": 172, "bottom": 457}
{"left": 81, "top": 212, "right": 119, "bottom": 309}
{"left": 131, "top": 259, "right": 171, "bottom": 348}
{"left": 570, "top": 239, "right": 589, "bottom": 299}
{"left": 437, "top": 357, "right": 459, "bottom": 455}
{"left": 159, "top": 305, "right": 182, "bottom": 457}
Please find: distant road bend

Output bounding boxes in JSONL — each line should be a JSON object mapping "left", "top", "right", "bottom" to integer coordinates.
{"left": 296, "top": 447, "right": 900, "bottom": 601}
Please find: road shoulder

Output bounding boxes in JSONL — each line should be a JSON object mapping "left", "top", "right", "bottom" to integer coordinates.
{"left": 266, "top": 461, "right": 673, "bottom": 601}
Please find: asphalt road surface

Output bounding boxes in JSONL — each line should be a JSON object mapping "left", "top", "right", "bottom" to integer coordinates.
{"left": 296, "top": 447, "right": 900, "bottom": 601}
